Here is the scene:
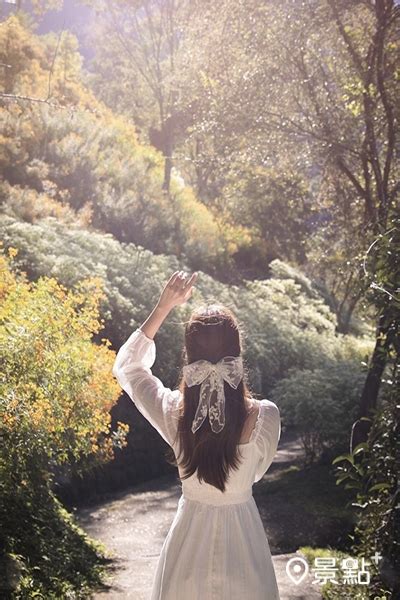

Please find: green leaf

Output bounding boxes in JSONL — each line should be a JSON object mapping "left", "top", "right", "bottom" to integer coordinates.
{"left": 335, "top": 473, "right": 350, "bottom": 485}
{"left": 369, "top": 482, "right": 391, "bottom": 492}
{"left": 352, "top": 442, "right": 368, "bottom": 455}
{"left": 345, "top": 482, "right": 363, "bottom": 491}
{"left": 332, "top": 453, "right": 354, "bottom": 465}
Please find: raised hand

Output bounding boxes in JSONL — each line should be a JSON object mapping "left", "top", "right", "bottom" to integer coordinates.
{"left": 157, "top": 270, "right": 198, "bottom": 311}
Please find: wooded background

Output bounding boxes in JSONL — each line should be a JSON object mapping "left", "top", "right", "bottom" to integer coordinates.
{"left": 0, "top": 1, "right": 399, "bottom": 597}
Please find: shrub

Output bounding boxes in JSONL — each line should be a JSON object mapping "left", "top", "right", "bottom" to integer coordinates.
{"left": 0, "top": 245, "right": 127, "bottom": 596}
{"left": 270, "top": 361, "right": 367, "bottom": 463}
{"left": 0, "top": 216, "right": 374, "bottom": 484}
{"left": 331, "top": 370, "right": 400, "bottom": 598}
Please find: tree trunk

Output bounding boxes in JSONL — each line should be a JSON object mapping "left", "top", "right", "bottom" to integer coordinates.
{"left": 162, "top": 117, "right": 174, "bottom": 193}
{"left": 162, "top": 149, "right": 172, "bottom": 193}
{"left": 350, "top": 306, "right": 392, "bottom": 452}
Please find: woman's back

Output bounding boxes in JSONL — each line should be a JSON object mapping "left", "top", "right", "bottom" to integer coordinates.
{"left": 172, "top": 398, "right": 281, "bottom": 506}
{"left": 157, "top": 394, "right": 281, "bottom": 599}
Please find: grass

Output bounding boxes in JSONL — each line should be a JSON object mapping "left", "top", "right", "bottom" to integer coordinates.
{"left": 254, "top": 462, "right": 358, "bottom": 553}
{"left": 264, "top": 462, "right": 356, "bottom": 517}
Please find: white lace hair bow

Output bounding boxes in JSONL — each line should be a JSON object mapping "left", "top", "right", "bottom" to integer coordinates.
{"left": 182, "top": 356, "right": 244, "bottom": 434}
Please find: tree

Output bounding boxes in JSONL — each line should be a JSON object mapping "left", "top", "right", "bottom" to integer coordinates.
{"left": 178, "top": 0, "right": 400, "bottom": 442}
{"left": 85, "top": 0, "right": 197, "bottom": 192}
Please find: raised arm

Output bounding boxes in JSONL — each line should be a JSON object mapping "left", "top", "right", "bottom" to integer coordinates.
{"left": 112, "top": 327, "right": 179, "bottom": 445}
{"left": 112, "top": 270, "right": 198, "bottom": 446}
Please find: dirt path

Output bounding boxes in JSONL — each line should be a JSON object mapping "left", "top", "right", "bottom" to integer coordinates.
{"left": 77, "top": 431, "right": 323, "bottom": 599}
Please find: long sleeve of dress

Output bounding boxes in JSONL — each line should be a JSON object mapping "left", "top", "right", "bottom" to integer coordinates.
{"left": 253, "top": 400, "right": 281, "bottom": 483}
{"left": 112, "top": 328, "right": 180, "bottom": 447}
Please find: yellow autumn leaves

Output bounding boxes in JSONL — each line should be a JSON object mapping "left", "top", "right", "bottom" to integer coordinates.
{"left": 0, "top": 242, "right": 128, "bottom": 465}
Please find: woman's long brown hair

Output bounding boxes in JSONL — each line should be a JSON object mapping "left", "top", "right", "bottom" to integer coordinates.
{"left": 166, "top": 303, "right": 255, "bottom": 492}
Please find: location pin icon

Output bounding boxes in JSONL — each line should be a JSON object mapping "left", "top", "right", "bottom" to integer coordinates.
{"left": 286, "top": 556, "right": 309, "bottom": 585}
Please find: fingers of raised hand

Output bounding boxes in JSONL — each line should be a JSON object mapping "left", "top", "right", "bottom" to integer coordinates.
{"left": 180, "top": 271, "right": 197, "bottom": 290}
{"left": 171, "top": 271, "right": 194, "bottom": 287}
{"left": 167, "top": 271, "right": 182, "bottom": 287}
{"left": 168, "top": 271, "right": 197, "bottom": 301}
{"left": 183, "top": 272, "right": 198, "bottom": 291}
{"left": 158, "top": 272, "right": 192, "bottom": 310}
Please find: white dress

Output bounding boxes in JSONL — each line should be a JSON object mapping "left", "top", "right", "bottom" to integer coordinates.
{"left": 112, "top": 328, "right": 282, "bottom": 600}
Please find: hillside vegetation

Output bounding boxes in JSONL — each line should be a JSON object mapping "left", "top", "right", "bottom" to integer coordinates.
{"left": 1, "top": 4, "right": 398, "bottom": 598}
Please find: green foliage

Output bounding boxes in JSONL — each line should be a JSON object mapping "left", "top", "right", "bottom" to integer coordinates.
{"left": 163, "top": 0, "right": 400, "bottom": 320}
{"left": 363, "top": 214, "right": 400, "bottom": 363}
{"left": 220, "top": 165, "right": 316, "bottom": 268}
{"left": 270, "top": 361, "right": 367, "bottom": 464}
{"left": 0, "top": 216, "right": 374, "bottom": 455}
{"left": 0, "top": 246, "right": 126, "bottom": 596}
{"left": 331, "top": 373, "right": 400, "bottom": 597}
{"left": 0, "top": 473, "right": 109, "bottom": 598}
{"left": 328, "top": 215, "right": 400, "bottom": 597}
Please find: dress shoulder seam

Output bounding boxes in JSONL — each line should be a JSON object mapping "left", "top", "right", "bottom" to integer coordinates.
{"left": 248, "top": 400, "right": 264, "bottom": 444}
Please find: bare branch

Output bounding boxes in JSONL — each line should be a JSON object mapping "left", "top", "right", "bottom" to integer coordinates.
{"left": 0, "top": 92, "right": 100, "bottom": 116}
{"left": 46, "top": 18, "right": 65, "bottom": 102}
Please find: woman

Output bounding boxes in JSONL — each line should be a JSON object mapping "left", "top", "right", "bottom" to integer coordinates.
{"left": 112, "top": 270, "right": 281, "bottom": 600}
